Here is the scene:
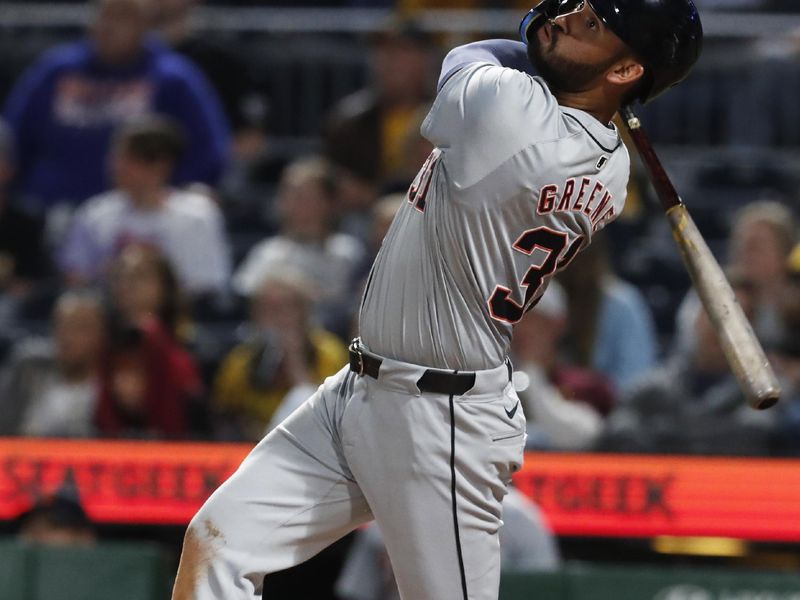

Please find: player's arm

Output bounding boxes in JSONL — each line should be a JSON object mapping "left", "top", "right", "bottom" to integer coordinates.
{"left": 423, "top": 40, "right": 549, "bottom": 187}
{"left": 438, "top": 39, "right": 534, "bottom": 91}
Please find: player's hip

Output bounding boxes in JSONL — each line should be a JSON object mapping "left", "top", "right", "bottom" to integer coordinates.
{"left": 347, "top": 337, "right": 513, "bottom": 398}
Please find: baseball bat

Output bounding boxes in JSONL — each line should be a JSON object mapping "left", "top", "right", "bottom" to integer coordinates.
{"left": 620, "top": 106, "right": 781, "bottom": 410}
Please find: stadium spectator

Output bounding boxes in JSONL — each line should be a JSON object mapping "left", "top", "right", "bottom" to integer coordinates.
{"left": 0, "top": 290, "right": 105, "bottom": 438}
{"left": 3, "top": 0, "right": 230, "bottom": 214}
{"left": 17, "top": 485, "right": 96, "bottom": 547}
{"left": 105, "top": 245, "right": 211, "bottom": 436}
{"left": 335, "top": 487, "right": 560, "bottom": 600}
{"left": 213, "top": 268, "right": 347, "bottom": 441}
{"left": 597, "top": 272, "right": 777, "bottom": 455}
{"left": 233, "top": 156, "right": 365, "bottom": 336}
{"left": 151, "top": 0, "right": 268, "bottom": 159}
{"left": 674, "top": 200, "right": 798, "bottom": 357}
{"left": 58, "top": 116, "right": 231, "bottom": 299}
{"left": 772, "top": 244, "right": 800, "bottom": 454}
{"left": 0, "top": 118, "right": 48, "bottom": 323}
{"left": 771, "top": 328, "right": 800, "bottom": 455}
{"left": 727, "top": 200, "right": 797, "bottom": 345}
{"left": 511, "top": 281, "right": 614, "bottom": 451}
{"left": 108, "top": 244, "right": 190, "bottom": 340}
{"left": 398, "top": 0, "right": 479, "bottom": 10}
{"left": 95, "top": 315, "right": 203, "bottom": 439}
{"left": 781, "top": 242, "right": 800, "bottom": 330}
{"left": 558, "top": 232, "right": 659, "bottom": 392}
{"left": 323, "top": 18, "right": 436, "bottom": 191}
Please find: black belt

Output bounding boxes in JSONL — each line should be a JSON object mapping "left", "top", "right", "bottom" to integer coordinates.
{"left": 348, "top": 341, "right": 477, "bottom": 396}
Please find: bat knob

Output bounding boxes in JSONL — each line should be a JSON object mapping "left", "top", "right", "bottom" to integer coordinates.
{"left": 754, "top": 395, "right": 780, "bottom": 411}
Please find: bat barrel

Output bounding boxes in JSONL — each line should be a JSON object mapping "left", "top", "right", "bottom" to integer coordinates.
{"left": 666, "top": 204, "right": 781, "bottom": 410}
{"left": 621, "top": 106, "right": 781, "bottom": 410}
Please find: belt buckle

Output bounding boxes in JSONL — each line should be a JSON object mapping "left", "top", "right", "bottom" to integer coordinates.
{"left": 349, "top": 339, "right": 365, "bottom": 376}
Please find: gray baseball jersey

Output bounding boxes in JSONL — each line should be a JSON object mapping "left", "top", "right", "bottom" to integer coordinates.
{"left": 174, "top": 44, "right": 631, "bottom": 600}
{"left": 360, "top": 61, "right": 630, "bottom": 370}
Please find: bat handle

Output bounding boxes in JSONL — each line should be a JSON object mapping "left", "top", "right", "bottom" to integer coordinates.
{"left": 619, "top": 107, "right": 682, "bottom": 211}
{"left": 621, "top": 106, "right": 640, "bottom": 131}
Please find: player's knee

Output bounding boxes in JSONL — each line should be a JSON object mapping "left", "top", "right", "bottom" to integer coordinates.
{"left": 173, "top": 523, "right": 209, "bottom": 600}
{"left": 186, "top": 500, "right": 227, "bottom": 553}
{"left": 173, "top": 512, "right": 227, "bottom": 600}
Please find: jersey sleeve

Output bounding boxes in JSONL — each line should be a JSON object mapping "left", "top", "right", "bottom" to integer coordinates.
{"left": 437, "top": 40, "right": 534, "bottom": 91}
{"left": 422, "top": 62, "right": 558, "bottom": 190}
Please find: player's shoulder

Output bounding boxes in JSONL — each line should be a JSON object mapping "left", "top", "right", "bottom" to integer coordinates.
{"left": 544, "top": 107, "right": 631, "bottom": 198}
{"left": 443, "top": 61, "right": 540, "bottom": 87}
{"left": 441, "top": 61, "right": 557, "bottom": 119}
{"left": 424, "top": 63, "right": 562, "bottom": 188}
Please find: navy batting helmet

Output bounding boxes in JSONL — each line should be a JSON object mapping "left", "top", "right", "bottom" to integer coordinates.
{"left": 520, "top": 0, "right": 703, "bottom": 104}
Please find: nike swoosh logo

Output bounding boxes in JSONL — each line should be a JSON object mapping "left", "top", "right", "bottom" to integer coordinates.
{"left": 505, "top": 401, "right": 519, "bottom": 419}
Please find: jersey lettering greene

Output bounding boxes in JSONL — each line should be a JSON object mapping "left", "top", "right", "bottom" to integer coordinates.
{"left": 359, "top": 62, "right": 630, "bottom": 370}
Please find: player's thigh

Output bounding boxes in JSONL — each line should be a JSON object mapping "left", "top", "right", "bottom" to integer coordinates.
{"left": 187, "top": 369, "right": 373, "bottom": 586}
{"left": 344, "top": 380, "right": 525, "bottom": 600}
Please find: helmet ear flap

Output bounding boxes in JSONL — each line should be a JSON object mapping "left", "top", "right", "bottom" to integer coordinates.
{"left": 519, "top": 9, "right": 541, "bottom": 44}
{"left": 519, "top": 1, "right": 555, "bottom": 44}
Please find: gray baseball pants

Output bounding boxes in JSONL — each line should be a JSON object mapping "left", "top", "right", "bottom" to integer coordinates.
{"left": 172, "top": 346, "right": 526, "bottom": 600}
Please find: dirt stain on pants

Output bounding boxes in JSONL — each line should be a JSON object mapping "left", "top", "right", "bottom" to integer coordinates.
{"left": 172, "top": 520, "right": 222, "bottom": 600}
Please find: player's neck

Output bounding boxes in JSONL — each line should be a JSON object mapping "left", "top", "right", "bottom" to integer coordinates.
{"left": 555, "top": 91, "right": 616, "bottom": 126}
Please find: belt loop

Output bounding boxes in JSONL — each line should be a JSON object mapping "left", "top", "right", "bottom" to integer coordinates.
{"left": 349, "top": 338, "right": 365, "bottom": 376}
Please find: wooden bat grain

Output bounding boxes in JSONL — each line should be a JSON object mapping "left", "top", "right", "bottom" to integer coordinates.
{"left": 667, "top": 204, "right": 780, "bottom": 409}
{"left": 621, "top": 108, "right": 780, "bottom": 410}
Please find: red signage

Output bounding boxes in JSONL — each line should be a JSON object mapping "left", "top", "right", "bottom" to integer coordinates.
{"left": 513, "top": 453, "right": 800, "bottom": 542}
{"left": 0, "top": 438, "right": 250, "bottom": 525}
{"left": 2, "top": 439, "right": 800, "bottom": 541}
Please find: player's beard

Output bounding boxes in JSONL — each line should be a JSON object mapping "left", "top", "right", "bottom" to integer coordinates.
{"left": 527, "top": 25, "right": 623, "bottom": 94}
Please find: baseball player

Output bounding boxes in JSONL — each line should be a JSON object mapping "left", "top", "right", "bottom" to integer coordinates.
{"left": 172, "top": 1, "right": 702, "bottom": 599}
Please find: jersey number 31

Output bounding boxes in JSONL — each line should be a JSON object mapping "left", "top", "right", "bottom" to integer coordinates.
{"left": 488, "top": 227, "right": 584, "bottom": 324}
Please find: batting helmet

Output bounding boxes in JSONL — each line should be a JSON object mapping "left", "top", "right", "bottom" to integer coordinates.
{"left": 519, "top": 0, "right": 703, "bottom": 104}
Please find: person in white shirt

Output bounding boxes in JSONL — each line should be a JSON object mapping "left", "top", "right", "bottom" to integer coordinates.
{"left": 0, "top": 290, "right": 105, "bottom": 437}
{"left": 511, "top": 280, "right": 610, "bottom": 451}
{"left": 233, "top": 156, "right": 365, "bottom": 335}
{"left": 58, "top": 115, "right": 231, "bottom": 298}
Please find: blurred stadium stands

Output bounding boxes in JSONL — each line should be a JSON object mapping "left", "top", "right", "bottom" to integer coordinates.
{"left": 2, "top": 2, "right": 800, "bottom": 598}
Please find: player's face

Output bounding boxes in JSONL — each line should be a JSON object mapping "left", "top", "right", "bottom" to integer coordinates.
{"left": 528, "top": 2, "right": 631, "bottom": 94}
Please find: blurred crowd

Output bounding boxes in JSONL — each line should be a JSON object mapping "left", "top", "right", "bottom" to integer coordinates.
{"left": 7, "top": 0, "right": 797, "bottom": 9}
{"left": 0, "top": 0, "right": 799, "bottom": 463}
{"left": 3, "top": 1, "right": 800, "bottom": 598}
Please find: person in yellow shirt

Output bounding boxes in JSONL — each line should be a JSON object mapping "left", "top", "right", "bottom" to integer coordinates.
{"left": 212, "top": 269, "right": 347, "bottom": 441}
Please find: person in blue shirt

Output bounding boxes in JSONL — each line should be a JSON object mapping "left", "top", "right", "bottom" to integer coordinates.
{"left": 3, "top": 0, "right": 230, "bottom": 213}
{"left": 558, "top": 231, "right": 659, "bottom": 392}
